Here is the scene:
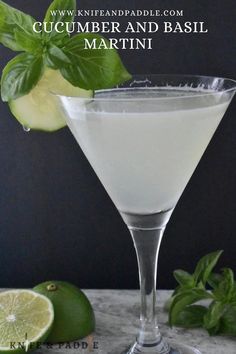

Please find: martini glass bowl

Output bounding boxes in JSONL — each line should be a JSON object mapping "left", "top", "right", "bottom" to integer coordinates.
{"left": 54, "top": 75, "right": 236, "bottom": 354}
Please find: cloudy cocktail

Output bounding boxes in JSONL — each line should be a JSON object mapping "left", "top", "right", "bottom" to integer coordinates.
{"left": 57, "top": 75, "right": 235, "bottom": 354}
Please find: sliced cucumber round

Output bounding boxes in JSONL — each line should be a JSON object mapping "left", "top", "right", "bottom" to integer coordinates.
{"left": 8, "top": 69, "right": 93, "bottom": 132}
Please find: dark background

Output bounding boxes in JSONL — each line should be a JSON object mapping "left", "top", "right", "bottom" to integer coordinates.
{"left": 0, "top": 0, "right": 235, "bottom": 289}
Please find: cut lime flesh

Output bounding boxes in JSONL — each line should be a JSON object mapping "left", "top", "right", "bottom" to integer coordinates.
{"left": 0, "top": 289, "right": 54, "bottom": 352}
{"left": 8, "top": 69, "right": 93, "bottom": 132}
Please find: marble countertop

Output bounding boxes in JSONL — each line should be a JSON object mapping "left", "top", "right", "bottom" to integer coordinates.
{"left": 39, "top": 289, "right": 236, "bottom": 354}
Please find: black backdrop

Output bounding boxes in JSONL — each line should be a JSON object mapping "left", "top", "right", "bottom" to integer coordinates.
{"left": 0, "top": 0, "right": 235, "bottom": 289}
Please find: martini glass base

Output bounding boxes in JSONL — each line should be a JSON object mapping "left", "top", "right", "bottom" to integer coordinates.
{"left": 123, "top": 341, "right": 201, "bottom": 354}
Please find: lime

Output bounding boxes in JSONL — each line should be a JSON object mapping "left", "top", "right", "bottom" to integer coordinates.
{"left": 0, "top": 289, "right": 54, "bottom": 353}
{"left": 8, "top": 69, "right": 93, "bottom": 132}
{"left": 33, "top": 281, "right": 95, "bottom": 343}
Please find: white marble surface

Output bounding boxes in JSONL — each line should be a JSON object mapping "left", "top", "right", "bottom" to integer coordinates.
{"left": 38, "top": 290, "right": 236, "bottom": 354}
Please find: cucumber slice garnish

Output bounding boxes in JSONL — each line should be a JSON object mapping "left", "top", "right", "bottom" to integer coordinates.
{"left": 8, "top": 69, "right": 93, "bottom": 132}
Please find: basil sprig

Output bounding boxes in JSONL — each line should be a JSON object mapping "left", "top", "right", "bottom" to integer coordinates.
{"left": 0, "top": 0, "right": 131, "bottom": 102}
{"left": 167, "top": 250, "right": 236, "bottom": 336}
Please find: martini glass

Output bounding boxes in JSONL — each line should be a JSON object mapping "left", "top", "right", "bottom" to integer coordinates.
{"left": 55, "top": 75, "right": 236, "bottom": 354}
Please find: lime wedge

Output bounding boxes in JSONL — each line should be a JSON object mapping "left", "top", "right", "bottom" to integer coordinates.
{"left": 0, "top": 289, "right": 54, "bottom": 352}
{"left": 8, "top": 69, "right": 93, "bottom": 132}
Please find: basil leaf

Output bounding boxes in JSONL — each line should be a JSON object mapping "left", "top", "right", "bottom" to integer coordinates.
{"left": 169, "top": 289, "right": 212, "bottom": 326}
{"left": 232, "top": 287, "right": 236, "bottom": 303}
{"left": 174, "top": 270, "right": 195, "bottom": 288}
{"left": 203, "top": 301, "right": 226, "bottom": 334}
{"left": 1, "top": 53, "right": 44, "bottom": 101}
{"left": 220, "top": 305, "right": 236, "bottom": 336}
{"left": 44, "top": 0, "right": 76, "bottom": 23}
{"left": 43, "top": 0, "right": 76, "bottom": 41}
{"left": 221, "top": 268, "right": 235, "bottom": 302}
{"left": 165, "top": 284, "right": 192, "bottom": 311}
{"left": 44, "top": 55, "right": 58, "bottom": 70}
{"left": 172, "top": 285, "right": 182, "bottom": 296}
{"left": 196, "top": 280, "right": 205, "bottom": 290}
{"left": 213, "top": 268, "right": 235, "bottom": 302}
{"left": 45, "top": 44, "right": 71, "bottom": 68}
{"left": 174, "top": 305, "right": 207, "bottom": 328}
{"left": 14, "top": 30, "right": 42, "bottom": 53}
{"left": 194, "top": 250, "right": 223, "bottom": 285}
{"left": 60, "top": 34, "right": 131, "bottom": 90}
{"left": 0, "top": 20, "right": 22, "bottom": 51}
{"left": 0, "top": 0, "right": 40, "bottom": 51}
{"left": 207, "top": 273, "right": 223, "bottom": 289}
{"left": 164, "top": 286, "right": 183, "bottom": 311}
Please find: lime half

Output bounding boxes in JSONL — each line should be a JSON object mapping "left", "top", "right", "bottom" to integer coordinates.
{"left": 0, "top": 289, "right": 54, "bottom": 353}
{"left": 34, "top": 281, "right": 95, "bottom": 343}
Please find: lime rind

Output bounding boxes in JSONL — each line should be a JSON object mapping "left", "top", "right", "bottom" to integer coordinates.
{"left": 33, "top": 281, "right": 95, "bottom": 343}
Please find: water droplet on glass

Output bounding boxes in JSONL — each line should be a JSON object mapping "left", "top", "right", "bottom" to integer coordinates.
{"left": 23, "top": 125, "right": 30, "bottom": 132}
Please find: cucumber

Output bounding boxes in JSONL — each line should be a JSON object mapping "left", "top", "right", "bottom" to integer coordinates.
{"left": 8, "top": 69, "right": 93, "bottom": 132}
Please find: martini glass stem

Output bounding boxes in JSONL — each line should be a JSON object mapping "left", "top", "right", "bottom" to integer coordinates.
{"left": 130, "top": 226, "right": 166, "bottom": 346}
{"left": 121, "top": 210, "right": 173, "bottom": 353}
